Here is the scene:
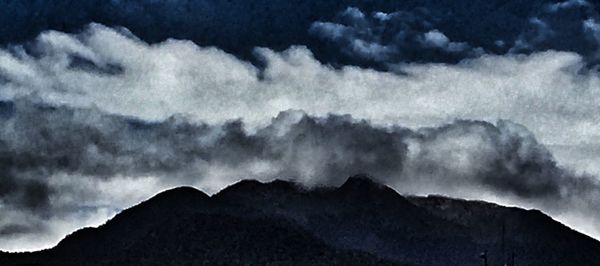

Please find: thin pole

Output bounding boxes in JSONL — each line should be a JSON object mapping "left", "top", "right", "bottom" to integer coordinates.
{"left": 480, "top": 251, "right": 488, "bottom": 266}
{"left": 502, "top": 221, "right": 506, "bottom": 264}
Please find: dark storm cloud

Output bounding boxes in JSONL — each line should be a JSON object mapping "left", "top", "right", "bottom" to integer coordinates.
{"left": 309, "top": 7, "right": 484, "bottom": 64}
{"left": 0, "top": 99, "right": 410, "bottom": 202}
{"left": 0, "top": 99, "right": 544, "bottom": 195}
{"left": 511, "top": 0, "right": 600, "bottom": 63}
{"left": 0, "top": 99, "right": 213, "bottom": 181}
{"left": 0, "top": 224, "right": 33, "bottom": 236}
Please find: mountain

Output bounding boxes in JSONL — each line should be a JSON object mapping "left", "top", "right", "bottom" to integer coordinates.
{"left": 408, "top": 195, "right": 600, "bottom": 265}
{"left": 2, "top": 175, "right": 599, "bottom": 265}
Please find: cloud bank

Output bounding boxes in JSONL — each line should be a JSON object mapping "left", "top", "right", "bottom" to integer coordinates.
{"left": 1, "top": 24, "right": 600, "bottom": 250}
{"left": 1, "top": 24, "right": 600, "bottom": 148}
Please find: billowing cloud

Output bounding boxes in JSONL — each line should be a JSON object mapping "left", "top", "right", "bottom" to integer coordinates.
{"left": 311, "top": 2, "right": 600, "bottom": 66}
{"left": 0, "top": 99, "right": 599, "bottom": 252}
{"left": 510, "top": 0, "right": 600, "bottom": 64}
{"left": 309, "top": 7, "right": 484, "bottom": 64}
{"left": 1, "top": 24, "right": 600, "bottom": 148}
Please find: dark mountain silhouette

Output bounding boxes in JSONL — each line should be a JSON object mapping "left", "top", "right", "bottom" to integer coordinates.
{"left": 408, "top": 195, "right": 600, "bottom": 265}
{"left": 2, "top": 175, "right": 600, "bottom": 265}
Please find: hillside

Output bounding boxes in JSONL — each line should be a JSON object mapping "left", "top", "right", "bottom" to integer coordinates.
{"left": 1, "top": 176, "right": 599, "bottom": 265}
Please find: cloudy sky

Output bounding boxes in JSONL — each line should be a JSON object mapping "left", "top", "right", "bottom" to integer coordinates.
{"left": 1, "top": 0, "right": 600, "bottom": 251}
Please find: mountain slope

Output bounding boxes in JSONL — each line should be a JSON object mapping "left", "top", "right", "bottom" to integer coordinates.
{"left": 409, "top": 195, "right": 600, "bottom": 265}
{"left": 2, "top": 176, "right": 600, "bottom": 265}
{"left": 3, "top": 213, "right": 393, "bottom": 266}
{"left": 212, "top": 176, "right": 476, "bottom": 265}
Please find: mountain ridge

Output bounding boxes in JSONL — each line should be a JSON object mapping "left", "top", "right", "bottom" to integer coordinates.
{"left": 2, "top": 176, "right": 599, "bottom": 265}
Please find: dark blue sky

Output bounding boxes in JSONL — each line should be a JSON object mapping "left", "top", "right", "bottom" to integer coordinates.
{"left": 1, "top": 0, "right": 599, "bottom": 68}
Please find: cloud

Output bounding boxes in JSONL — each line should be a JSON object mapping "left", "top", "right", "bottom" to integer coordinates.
{"left": 309, "top": 3, "right": 600, "bottom": 67}
{"left": 511, "top": 0, "right": 600, "bottom": 63}
{"left": 309, "top": 7, "right": 484, "bottom": 64}
{"left": 2, "top": 24, "right": 600, "bottom": 149}
{"left": 545, "top": 0, "right": 591, "bottom": 12}
{"left": 0, "top": 99, "right": 599, "bottom": 251}
{"left": 1, "top": 24, "right": 600, "bottom": 250}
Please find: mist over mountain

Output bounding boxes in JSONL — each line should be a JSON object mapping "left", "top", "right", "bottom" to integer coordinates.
{"left": 1, "top": 98, "right": 599, "bottom": 252}
{"left": 1, "top": 177, "right": 598, "bottom": 265}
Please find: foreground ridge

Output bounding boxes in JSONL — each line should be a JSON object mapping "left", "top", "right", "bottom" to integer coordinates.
{"left": 2, "top": 177, "right": 599, "bottom": 265}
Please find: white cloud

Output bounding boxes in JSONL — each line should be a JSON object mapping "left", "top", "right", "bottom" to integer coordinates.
{"left": 422, "top": 30, "right": 450, "bottom": 47}
{"left": 2, "top": 24, "right": 600, "bottom": 172}
{"left": 2, "top": 24, "right": 600, "bottom": 170}
{"left": 546, "top": 0, "right": 590, "bottom": 12}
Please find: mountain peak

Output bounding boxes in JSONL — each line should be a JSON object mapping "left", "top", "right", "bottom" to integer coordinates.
{"left": 337, "top": 174, "right": 406, "bottom": 203}
{"left": 117, "top": 186, "right": 210, "bottom": 215}
{"left": 213, "top": 179, "right": 303, "bottom": 203}
{"left": 340, "top": 174, "right": 386, "bottom": 190}
{"left": 149, "top": 186, "right": 209, "bottom": 203}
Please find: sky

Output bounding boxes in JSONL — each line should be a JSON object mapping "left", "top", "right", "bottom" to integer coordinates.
{"left": 1, "top": 0, "right": 600, "bottom": 251}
